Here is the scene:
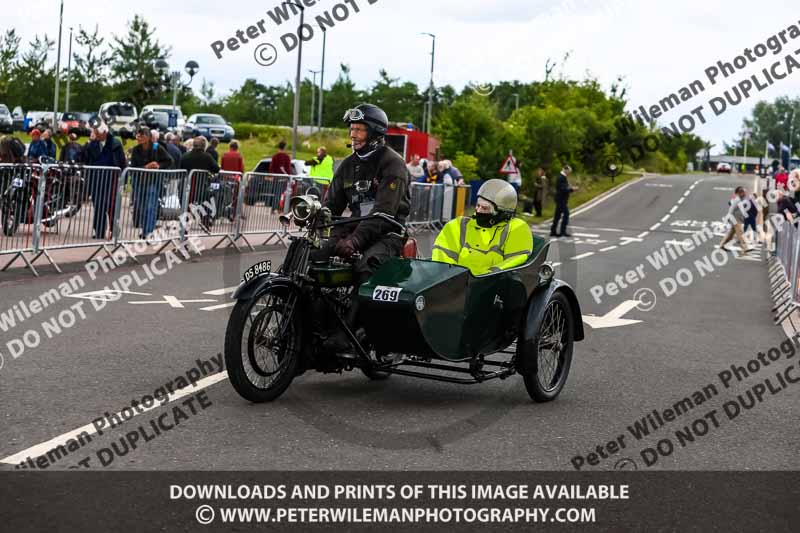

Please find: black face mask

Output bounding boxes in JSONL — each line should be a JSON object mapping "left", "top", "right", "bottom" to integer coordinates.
{"left": 474, "top": 212, "right": 495, "bottom": 228}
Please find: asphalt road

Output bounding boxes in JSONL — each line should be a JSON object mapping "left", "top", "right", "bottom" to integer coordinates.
{"left": 1, "top": 173, "right": 796, "bottom": 472}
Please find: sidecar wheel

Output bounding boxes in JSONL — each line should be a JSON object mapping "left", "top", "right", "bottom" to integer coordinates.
{"left": 225, "top": 289, "right": 302, "bottom": 403}
{"left": 521, "top": 291, "right": 574, "bottom": 402}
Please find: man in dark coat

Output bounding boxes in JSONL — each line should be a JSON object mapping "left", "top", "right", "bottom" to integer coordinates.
{"left": 84, "top": 124, "right": 127, "bottom": 239}
{"left": 550, "top": 165, "right": 578, "bottom": 237}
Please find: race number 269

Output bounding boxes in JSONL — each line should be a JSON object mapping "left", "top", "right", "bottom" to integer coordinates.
{"left": 372, "top": 286, "right": 402, "bottom": 303}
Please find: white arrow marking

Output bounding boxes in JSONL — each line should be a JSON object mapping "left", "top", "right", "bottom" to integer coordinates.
{"left": 130, "top": 296, "right": 217, "bottom": 308}
{"left": 200, "top": 302, "right": 237, "bottom": 311}
{"left": 582, "top": 300, "right": 643, "bottom": 329}
{"left": 203, "top": 286, "right": 239, "bottom": 296}
{"left": 67, "top": 289, "right": 152, "bottom": 302}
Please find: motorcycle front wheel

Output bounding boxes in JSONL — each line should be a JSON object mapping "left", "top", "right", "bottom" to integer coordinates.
{"left": 1, "top": 197, "right": 19, "bottom": 236}
{"left": 224, "top": 286, "right": 303, "bottom": 402}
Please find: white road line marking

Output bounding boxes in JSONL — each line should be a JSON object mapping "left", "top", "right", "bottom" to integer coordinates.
{"left": 660, "top": 215, "right": 670, "bottom": 222}
{"left": 571, "top": 252, "right": 595, "bottom": 260}
{"left": 200, "top": 302, "right": 237, "bottom": 311}
{"left": 713, "top": 187, "right": 734, "bottom": 191}
{"left": 645, "top": 183, "right": 673, "bottom": 188}
{"left": 0, "top": 372, "right": 230, "bottom": 465}
{"left": 203, "top": 286, "right": 239, "bottom": 296}
{"left": 130, "top": 296, "right": 217, "bottom": 308}
{"left": 650, "top": 223, "right": 661, "bottom": 231}
{"left": 677, "top": 197, "right": 685, "bottom": 204}
{"left": 620, "top": 237, "right": 644, "bottom": 246}
{"left": 599, "top": 246, "right": 618, "bottom": 252}
{"left": 572, "top": 232, "right": 600, "bottom": 238}
{"left": 637, "top": 232, "right": 650, "bottom": 239}
{"left": 683, "top": 191, "right": 691, "bottom": 197}
{"left": 551, "top": 262, "right": 562, "bottom": 267}
{"left": 569, "top": 177, "right": 646, "bottom": 218}
{"left": 671, "top": 229, "right": 697, "bottom": 234}
{"left": 596, "top": 228, "right": 626, "bottom": 233}
{"left": 669, "top": 206, "right": 679, "bottom": 214}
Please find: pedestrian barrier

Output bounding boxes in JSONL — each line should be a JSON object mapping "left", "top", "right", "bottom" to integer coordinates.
{"left": 1, "top": 165, "right": 467, "bottom": 276}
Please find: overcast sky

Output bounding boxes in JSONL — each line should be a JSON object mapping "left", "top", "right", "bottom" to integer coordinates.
{"left": 5, "top": 0, "right": 800, "bottom": 151}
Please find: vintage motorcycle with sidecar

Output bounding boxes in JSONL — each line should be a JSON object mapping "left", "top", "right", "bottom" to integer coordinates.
{"left": 224, "top": 195, "right": 584, "bottom": 403}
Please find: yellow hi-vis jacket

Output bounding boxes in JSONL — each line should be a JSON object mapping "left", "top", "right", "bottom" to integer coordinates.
{"left": 431, "top": 216, "right": 533, "bottom": 276}
{"left": 309, "top": 154, "right": 334, "bottom": 185}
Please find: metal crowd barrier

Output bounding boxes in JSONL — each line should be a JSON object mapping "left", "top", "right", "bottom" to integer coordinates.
{"left": 1, "top": 163, "right": 469, "bottom": 276}
{"left": 775, "top": 221, "right": 800, "bottom": 306}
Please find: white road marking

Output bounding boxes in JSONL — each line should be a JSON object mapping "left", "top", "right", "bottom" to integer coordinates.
{"left": 637, "top": 232, "right": 650, "bottom": 239}
{"left": 660, "top": 215, "right": 671, "bottom": 222}
{"left": 571, "top": 252, "right": 595, "bottom": 260}
{"left": 596, "top": 228, "right": 627, "bottom": 233}
{"left": 620, "top": 237, "right": 644, "bottom": 246}
{"left": 683, "top": 191, "right": 691, "bottom": 197}
{"left": 130, "top": 296, "right": 217, "bottom": 308}
{"left": 677, "top": 197, "right": 685, "bottom": 204}
{"left": 665, "top": 240, "right": 693, "bottom": 247}
{"left": 669, "top": 206, "right": 679, "bottom": 214}
{"left": 650, "top": 223, "right": 661, "bottom": 231}
{"left": 599, "top": 246, "right": 618, "bottom": 252}
{"left": 569, "top": 177, "right": 646, "bottom": 218}
{"left": 572, "top": 232, "right": 600, "bottom": 238}
{"left": 582, "top": 300, "right": 643, "bottom": 329}
{"left": 200, "top": 302, "right": 237, "bottom": 311}
{"left": 671, "top": 229, "right": 697, "bottom": 234}
{"left": 0, "top": 372, "right": 230, "bottom": 465}
{"left": 551, "top": 262, "right": 562, "bottom": 267}
{"left": 645, "top": 183, "right": 673, "bottom": 188}
{"left": 203, "top": 286, "right": 239, "bottom": 296}
{"left": 714, "top": 187, "right": 734, "bottom": 191}
{"left": 67, "top": 289, "right": 152, "bottom": 302}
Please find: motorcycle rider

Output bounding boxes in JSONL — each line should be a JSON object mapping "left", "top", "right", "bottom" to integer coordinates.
{"left": 432, "top": 179, "right": 533, "bottom": 275}
{"left": 312, "top": 103, "right": 411, "bottom": 351}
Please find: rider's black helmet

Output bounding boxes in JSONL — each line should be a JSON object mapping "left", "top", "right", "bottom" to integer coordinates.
{"left": 343, "top": 103, "right": 389, "bottom": 141}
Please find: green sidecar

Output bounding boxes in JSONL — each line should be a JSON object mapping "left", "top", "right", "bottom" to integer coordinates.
{"left": 225, "top": 201, "right": 584, "bottom": 404}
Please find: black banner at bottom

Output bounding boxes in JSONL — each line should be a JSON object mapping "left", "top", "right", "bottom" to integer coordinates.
{"left": 1, "top": 472, "right": 797, "bottom": 532}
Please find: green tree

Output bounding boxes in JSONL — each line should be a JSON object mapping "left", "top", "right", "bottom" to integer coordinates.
{"left": 0, "top": 29, "right": 21, "bottom": 102}
{"left": 11, "top": 34, "right": 56, "bottom": 111}
{"left": 109, "top": 15, "right": 170, "bottom": 109}
{"left": 434, "top": 94, "right": 505, "bottom": 177}
{"left": 67, "top": 25, "right": 112, "bottom": 112}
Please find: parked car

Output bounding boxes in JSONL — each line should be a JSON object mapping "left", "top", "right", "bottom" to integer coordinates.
{"left": 183, "top": 113, "right": 235, "bottom": 143}
{"left": 25, "top": 110, "right": 55, "bottom": 132}
{"left": 716, "top": 162, "right": 732, "bottom": 174}
{"left": 244, "top": 158, "right": 313, "bottom": 206}
{"left": 99, "top": 102, "right": 138, "bottom": 139}
{"left": 137, "top": 110, "right": 170, "bottom": 133}
{"left": 141, "top": 105, "right": 186, "bottom": 133}
{"left": 11, "top": 106, "right": 25, "bottom": 131}
{"left": 58, "top": 111, "right": 92, "bottom": 137}
{"left": 253, "top": 158, "right": 310, "bottom": 176}
{"left": 0, "top": 104, "right": 13, "bottom": 133}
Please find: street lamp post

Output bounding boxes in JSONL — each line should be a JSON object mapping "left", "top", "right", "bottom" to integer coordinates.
{"left": 421, "top": 33, "right": 436, "bottom": 134}
{"left": 155, "top": 59, "right": 199, "bottom": 128}
{"left": 512, "top": 93, "right": 519, "bottom": 111}
{"left": 742, "top": 127, "right": 751, "bottom": 173}
{"left": 318, "top": 28, "right": 327, "bottom": 133}
{"left": 789, "top": 108, "right": 797, "bottom": 168}
{"left": 284, "top": 0, "right": 305, "bottom": 159}
{"left": 52, "top": 0, "right": 64, "bottom": 129}
{"left": 308, "top": 69, "right": 320, "bottom": 130}
{"left": 65, "top": 27, "right": 73, "bottom": 113}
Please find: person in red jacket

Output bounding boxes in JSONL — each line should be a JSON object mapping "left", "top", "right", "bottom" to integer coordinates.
{"left": 221, "top": 140, "right": 245, "bottom": 175}
{"left": 775, "top": 166, "right": 789, "bottom": 191}
{"left": 269, "top": 141, "right": 292, "bottom": 175}
{"left": 221, "top": 140, "right": 245, "bottom": 218}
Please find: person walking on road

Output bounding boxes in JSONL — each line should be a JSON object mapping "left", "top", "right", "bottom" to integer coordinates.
{"left": 550, "top": 165, "right": 578, "bottom": 237}
{"left": 720, "top": 186, "right": 753, "bottom": 255}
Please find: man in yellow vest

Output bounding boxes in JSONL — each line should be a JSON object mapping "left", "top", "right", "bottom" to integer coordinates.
{"left": 308, "top": 146, "right": 335, "bottom": 186}
{"left": 432, "top": 179, "right": 533, "bottom": 275}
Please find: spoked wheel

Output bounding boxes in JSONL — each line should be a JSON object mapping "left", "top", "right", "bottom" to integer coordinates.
{"left": 2, "top": 199, "right": 18, "bottom": 237}
{"left": 523, "top": 291, "right": 574, "bottom": 402}
{"left": 224, "top": 287, "right": 302, "bottom": 402}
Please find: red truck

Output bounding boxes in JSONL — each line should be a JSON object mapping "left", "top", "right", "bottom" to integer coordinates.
{"left": 385, "top": 122, "right": 440, "bottom": 162}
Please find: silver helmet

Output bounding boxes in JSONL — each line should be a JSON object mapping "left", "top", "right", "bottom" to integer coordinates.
{"left": 477, "top": 179, "right": 518, "bottom": 214}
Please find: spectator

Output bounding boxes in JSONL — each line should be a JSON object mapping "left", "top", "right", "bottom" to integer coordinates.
{"left": 221, "top": 140, "right": 245, "bottom": 174}
{"left": 26, "top": 129, "right": 49, "bottom": 161}
{"left": 426, "top": 159, "right": 440, "bottom": 183}
{"left": 164, "top": 133, "right": 183, "bottom": 169}
{"left": 59, "top": 133, "right": 84, "bottom": 163}
{"left": 130, "top": 125, "right": 174, "bottom": 238}
{"left": 41, "top": 129, "right": 57, "bottom": 159}
{"left": 437, "top": 160, "right": 461, "bottom": 186}
{"left": 0, "top": 135, "right": 27, "bottom": 163}
{"left": 181, "top": 136, "right": 221, "bottom": 207}
{"left": 776, "top": 189, "right": 799, "bottom": 222}
{"left": 308, "top": 146, "right": 335, "bottom": 190}
{"left": 207, "top": 137, "right": 220, "bottom": 164}
{"left": 520, "top": 167, "right": 547, "bottom": 216}
{"left": 550, "top": 165, "right": 578, "bottom": 237}
{"left": 172, "top": 133, "right": 187, "bottom": 154}
{"left": 775, "top": 165, "right": 789, "bottom": 190}
{"left": 269, "top": 141, "right": 292, "bottom": 175}
{"left": 506, "top": 161, "right": 522, "bottom": 193}
{"left": 720, "top": 186, "right": 753, "bottom": 254}
{"left": 84, "top": 123, "right": 127, "bottom": 239}
{"left": 407, "top": 154, "right": 424, "bottom": 182}
{"left": 419, "top": 158, "right": 431, "bottom": 183}
{"left": 743, "top": 191, "right": 760, "bottom": 242}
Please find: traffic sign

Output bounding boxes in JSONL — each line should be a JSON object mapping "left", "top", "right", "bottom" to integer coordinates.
{"left": 499, "top": 154, "right": 519, "bottom": 175}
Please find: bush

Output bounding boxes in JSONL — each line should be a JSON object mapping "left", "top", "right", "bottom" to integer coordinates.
{"left": 452, "top": 152, "right": 480, "bottom": 182}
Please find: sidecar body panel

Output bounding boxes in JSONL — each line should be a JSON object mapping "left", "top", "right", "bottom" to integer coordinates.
{"left": 358, "top": 235, "right": 549, "bottom": 362}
